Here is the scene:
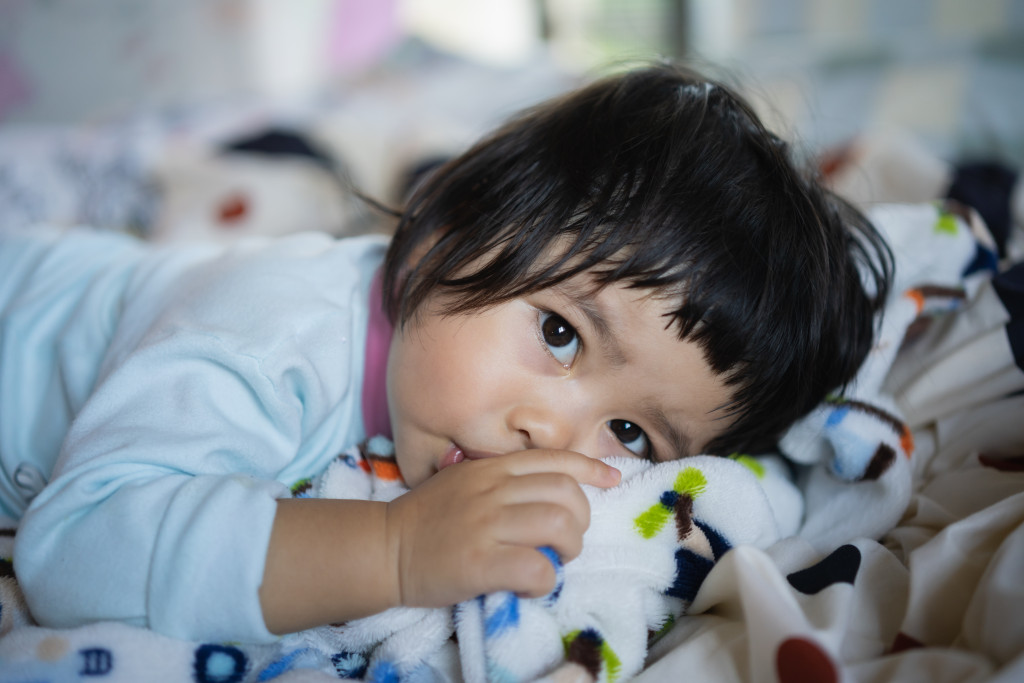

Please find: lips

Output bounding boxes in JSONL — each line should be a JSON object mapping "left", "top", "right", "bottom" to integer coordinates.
{"left": 438, "top": 442, "right": 503, "bottom": 471}
{"left": 439, "top": 443, "right": 466, "bottom": 470}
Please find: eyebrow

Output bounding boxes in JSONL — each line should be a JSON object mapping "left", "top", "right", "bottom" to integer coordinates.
{"left": 642, "top": 402, "right": 693, "bottom": 460}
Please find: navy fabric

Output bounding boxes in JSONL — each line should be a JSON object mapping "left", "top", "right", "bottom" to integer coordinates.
{"left": 787, "top": 544, "right": 862, "bottom": 595}
{"left": 993, "top": 263, "right": 1024, "bottom": 371}
{"left": 947, "top": 162, "right": 1018, "bottom": 257}
{"left": 964, "top": 242, "right": 999, "bottom": 277}
{"left": 994, "top": 263, "right": 1024, "bottom": 319}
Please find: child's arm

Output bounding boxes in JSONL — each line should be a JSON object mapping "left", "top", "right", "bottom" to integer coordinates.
{"left": 259, "top": 450, "right": 620, "bottom": 635}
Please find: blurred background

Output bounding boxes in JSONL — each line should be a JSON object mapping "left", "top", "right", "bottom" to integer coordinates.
{"left": 1, "top": 0, "right": 1022, "bottom": 242}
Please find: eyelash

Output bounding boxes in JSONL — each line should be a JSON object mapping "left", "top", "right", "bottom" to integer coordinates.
{"left": 538, "top": 311, "right": 655, "bottom": 461}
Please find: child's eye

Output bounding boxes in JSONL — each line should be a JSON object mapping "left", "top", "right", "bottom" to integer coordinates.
{"left": 608, "top": 419, "right": 652, "bottom": 459}
{"left": 540, "top": 312, "right": 579, "bottom": 366}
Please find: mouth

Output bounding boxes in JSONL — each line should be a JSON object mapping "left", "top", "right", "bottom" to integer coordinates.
{"left": 439, "top": 443, "right": 466, "bottom": 471}
{"left": 439, "top": 442, "right": 503, "bottom": 471}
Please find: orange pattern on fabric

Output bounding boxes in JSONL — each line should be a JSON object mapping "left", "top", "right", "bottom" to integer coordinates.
{"left": 900, "top": 425, "right": 915, "bottom": 457}
{"left": 904, "top": 289, "right": 925, "bottom": 313}
{"left": 370, "top": 458, "right": 402, "bottom": 481}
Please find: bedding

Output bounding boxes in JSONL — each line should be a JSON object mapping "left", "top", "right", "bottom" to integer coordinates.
{"left": 2, "top": 200, "right": 1022, "bottom": 682}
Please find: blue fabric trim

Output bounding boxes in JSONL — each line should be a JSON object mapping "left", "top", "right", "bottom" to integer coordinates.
{"left": 484, "top": 593, "right": 520, "bottom": 638}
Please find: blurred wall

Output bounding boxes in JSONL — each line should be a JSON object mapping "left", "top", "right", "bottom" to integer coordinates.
{"left": 0, "top": 0, "right": 401, "bottom": 124}
{"left": 3, "top": 0, "right": 1022, "bottom": 125}
{"left": 700, "top": 0, "right": 1024, "bottom": 64}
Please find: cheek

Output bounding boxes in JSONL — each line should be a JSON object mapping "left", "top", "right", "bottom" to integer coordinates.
{"left": 387, "top": 318, "right": 502, "bottom": 427}
{"left": 392, "top": 306, "right": 547, "bottom": 432}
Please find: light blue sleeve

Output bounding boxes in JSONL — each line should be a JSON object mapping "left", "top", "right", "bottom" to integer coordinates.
{"left": 0, "top": 228, "right": 145, "bottom": 519}
{"left": 14, "top": 233, "right": 385, "bottom": 643}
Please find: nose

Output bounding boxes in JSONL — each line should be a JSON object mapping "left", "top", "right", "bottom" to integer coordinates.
{"left": 507, "top": 403, "right": 577, "bottom": 452}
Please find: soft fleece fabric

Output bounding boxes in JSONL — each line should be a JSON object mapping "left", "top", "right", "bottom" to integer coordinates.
{"left": 290, "top": 437, "right": 796, "bottom": 683}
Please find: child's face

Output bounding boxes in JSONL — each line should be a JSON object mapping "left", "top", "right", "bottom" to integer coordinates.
{"left": 386, "top": 273, "right": 734, "bottom": 487}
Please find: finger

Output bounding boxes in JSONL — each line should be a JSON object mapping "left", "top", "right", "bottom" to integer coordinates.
{"left": 489, "top": 502, "right": 586, "bottom": 561}
{"left": 481, "top": 545, "right": 559, "bottom": 598}
{"left": 494, "top": 450, "right": 621, "bottom": 488}
{"left": 484, "top": 471, "right": 590, "bottom": 518}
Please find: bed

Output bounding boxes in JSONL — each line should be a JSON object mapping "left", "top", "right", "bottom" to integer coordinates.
{"left": 1, "top": 40, "right": 1023, "bottom": 683}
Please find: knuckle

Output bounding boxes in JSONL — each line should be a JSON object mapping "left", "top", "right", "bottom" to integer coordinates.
{"left": 562, "top": 536, "right": 583, "bottom": 561}
{"left": 547, "top": 506, "right": 576, "bottom": 535}
{"left": 552, "top": 473, "right": 581, "bottom": 496}
{"left": 560, "top": 483, "right": 590, "bottom": 520}
{"left": 520, "top": 553, "right": 557, "bottom": 594}
{"left": 476, "top": 506, "right": 503, "bottom": 533}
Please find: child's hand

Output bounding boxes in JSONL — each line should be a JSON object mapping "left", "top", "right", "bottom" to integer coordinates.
{"left": 384, "top": 450, "right": 620, "bottom": 609}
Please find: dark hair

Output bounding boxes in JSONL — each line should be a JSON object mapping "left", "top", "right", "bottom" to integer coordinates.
{"left": 383, "top": 62, "right": 892, "bottom": 455}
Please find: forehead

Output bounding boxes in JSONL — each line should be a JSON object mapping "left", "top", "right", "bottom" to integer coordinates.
{"left": 549, "top": 275, "right": 734, "bottom": 455}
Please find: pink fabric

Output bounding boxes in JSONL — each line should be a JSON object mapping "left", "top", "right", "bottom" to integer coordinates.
{"left": 361, "top": 270, "right": 393, "bottom": 439}
{"left": 0, "top": 51, "right": 31, "bottom": 122}
{"left": 327, "top": 0, "right": 401, "bottom": 73}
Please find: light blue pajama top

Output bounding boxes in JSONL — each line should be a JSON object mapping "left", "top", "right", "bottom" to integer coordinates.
{"left": 0, "top": 228, "right": 388, "bottom": 643}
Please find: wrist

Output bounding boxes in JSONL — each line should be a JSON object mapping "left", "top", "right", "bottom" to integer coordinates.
{"left": 261, "top": 498, "right": 408, "bottom": 634}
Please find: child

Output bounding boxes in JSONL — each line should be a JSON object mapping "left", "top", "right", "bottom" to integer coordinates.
{"left": 1, "top": 63, "right": 891, "bottom": 644}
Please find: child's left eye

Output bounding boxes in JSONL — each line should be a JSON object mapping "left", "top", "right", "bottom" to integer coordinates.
{"left": 540, "top": 312, "right": 579, "bottom": 366}
{"left": 609, "top": 419, "right": 652, "bottom": 459}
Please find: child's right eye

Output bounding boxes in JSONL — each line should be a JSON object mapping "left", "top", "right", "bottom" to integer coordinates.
{"left": 540, "top": 312, "right": 579, "bottom": 367}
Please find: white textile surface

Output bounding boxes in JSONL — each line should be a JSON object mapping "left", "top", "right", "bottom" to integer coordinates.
{"left": 638, "top": 392, "right": 1024, "bottom": 683}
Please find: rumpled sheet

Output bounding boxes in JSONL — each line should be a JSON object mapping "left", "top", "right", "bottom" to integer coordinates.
{"left": 637, "top": 390, "right": 1024, "bottom": 683}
